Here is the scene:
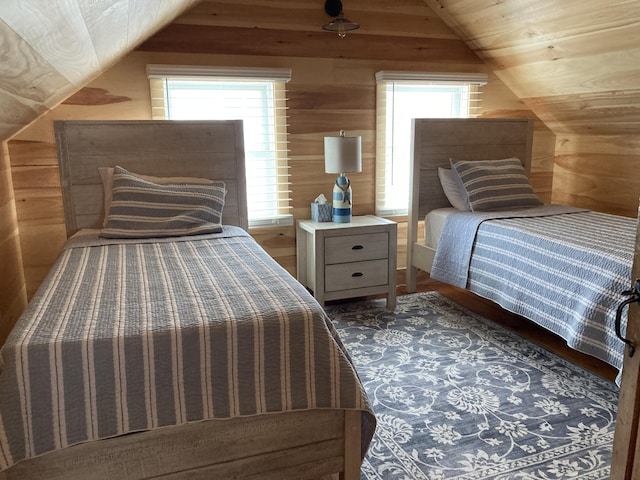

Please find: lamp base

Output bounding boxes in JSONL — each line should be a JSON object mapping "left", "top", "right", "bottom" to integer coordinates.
{"left": 332, "top": 173, "right": 352, "bottom": 223}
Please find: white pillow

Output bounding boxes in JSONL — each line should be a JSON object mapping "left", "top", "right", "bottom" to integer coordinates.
{"left": 437, "top": 167, "right": 468, "bottom": 210}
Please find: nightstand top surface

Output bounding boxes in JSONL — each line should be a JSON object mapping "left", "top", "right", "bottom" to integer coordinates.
{"left": 297, "top": 215, "right": 395, "bottom": 231}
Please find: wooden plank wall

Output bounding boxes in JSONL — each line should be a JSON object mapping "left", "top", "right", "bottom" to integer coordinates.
{"left": 4, "top": 0, "right": 553, "bottom": 321}
{"left": 0, "top": 142, "right": 27, "bottom": 340}
{"left": 548, "top": 118, "right": 640, "bottom": 218}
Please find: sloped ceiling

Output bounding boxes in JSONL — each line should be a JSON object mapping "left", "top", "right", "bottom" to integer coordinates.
{"left": 423, "top": 0, "right": 640, "bottom": 136}
{"left": 0, "top": 0, "right": 638, "bottom": 142}
{"left": 0, "top": 0, "right": 199, "bottom": 143}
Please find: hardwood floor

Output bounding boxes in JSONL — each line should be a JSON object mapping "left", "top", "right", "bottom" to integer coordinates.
{"left": 333, "top": 268, "right": 618, "bottom": 383}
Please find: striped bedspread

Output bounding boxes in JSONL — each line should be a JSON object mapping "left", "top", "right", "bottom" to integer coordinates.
{"left": 431, "top": 207, "right": 634, "bottom": 383}
{"left": 0, "top": 227, "right": 374, "bottom": 470}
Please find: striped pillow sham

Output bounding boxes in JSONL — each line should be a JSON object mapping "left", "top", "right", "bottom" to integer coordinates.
{"left": 450, "top": 157, "right": 543, "bottom": 212}
{"left": 98, "top": 166, "right": 217, "bottom": 227}
{"left": 100, "top": 166, "right": 226, "bottom": 238}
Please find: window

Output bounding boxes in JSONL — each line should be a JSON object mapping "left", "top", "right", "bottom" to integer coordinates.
{"left": 375, "top": 71, "right": 487, "bottom": 216}
{"left": 147, "top": 65, "right": 292, "bottom": 227}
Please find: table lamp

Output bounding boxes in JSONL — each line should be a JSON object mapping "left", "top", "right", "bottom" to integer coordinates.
{"left": 324, "top": 130, "right": 362, "bottom": 223}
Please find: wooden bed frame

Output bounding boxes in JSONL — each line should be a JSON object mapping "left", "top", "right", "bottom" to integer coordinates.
{"left": 0, "top": 120, "right": 364, "bottom": 480}
{"left": 406, "top": 117, "right": 534, "bottom": 292}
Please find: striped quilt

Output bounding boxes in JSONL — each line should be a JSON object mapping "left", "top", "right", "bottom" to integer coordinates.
{"left": 431, "top": 207, "right": 635, "bottom": 384}
{"left": 0, "top": 227, "right": 374, "bottom": 470}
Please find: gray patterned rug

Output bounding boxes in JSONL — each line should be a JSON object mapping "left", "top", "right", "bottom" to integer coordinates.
{"left": 326, "top": 292, "right": 618, "bottom": 480}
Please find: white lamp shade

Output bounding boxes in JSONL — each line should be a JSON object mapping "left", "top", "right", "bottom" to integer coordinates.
{"left": 324, "top": 134, "right": 362, "bottom": 174}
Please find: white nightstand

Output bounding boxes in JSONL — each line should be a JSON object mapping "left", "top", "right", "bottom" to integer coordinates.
{"left": 296, "top": 215, "right": 397, "bottom": 308}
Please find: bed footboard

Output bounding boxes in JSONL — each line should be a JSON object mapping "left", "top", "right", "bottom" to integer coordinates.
{"left": 0, "top": 410, "right": 361, "bottom": 480}
{"left": 0, "top": 410, "right": 362, "bottom": 480}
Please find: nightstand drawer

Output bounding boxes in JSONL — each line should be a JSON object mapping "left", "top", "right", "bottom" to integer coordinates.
{"left": 325, "top": 259, "right": 388, "bottom": 292}
{"left": 325, "top": 233, "right": 388, "bottom": 264}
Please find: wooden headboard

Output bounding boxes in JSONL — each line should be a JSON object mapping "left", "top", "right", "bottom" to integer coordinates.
{"left": 54, "top": 120, "right": 248, "bottom": 237}
{"left": 409, "top": 117, "right": 534, "bottom": 220}
{"left": 406, "top": 118, "right": 534, "bottom": 290}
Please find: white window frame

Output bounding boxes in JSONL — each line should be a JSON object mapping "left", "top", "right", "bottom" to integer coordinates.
{"left": 147, "top": 65, "right": 292, "bottom": 228}
{"left": 375, "top": 71, "right": 487, "bottom": 217}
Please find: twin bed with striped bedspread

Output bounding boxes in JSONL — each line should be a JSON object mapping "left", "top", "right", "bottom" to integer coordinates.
{"left": 0, "top": 227, "right": 374, "bottom": 471}
{"left": 430, "top": 206, "right": 635, "bottom": 384}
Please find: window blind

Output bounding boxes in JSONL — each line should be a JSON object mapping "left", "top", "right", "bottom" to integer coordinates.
{"left": 375, "top": 71, "right": 487, "bottom": 217}
{"left": 147, "top": 65, "right": 292, "bottom": 228}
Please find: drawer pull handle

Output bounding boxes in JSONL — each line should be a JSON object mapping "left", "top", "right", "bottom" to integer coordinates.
{"left": 352, "top": 272, "right": 364, "bottom": 277}
{"left": 352, "top": 245, "right": 364, "bottom": 250}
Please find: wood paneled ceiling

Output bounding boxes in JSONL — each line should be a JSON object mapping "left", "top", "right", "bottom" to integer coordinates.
{"left": 0, "top": 0, "right": 199, "bottom": 142}
{"left": 423, "top": 0, "right": 640, "bottom": 136}
{"left": 0, "top": 0, "right": 638, "bottom": 141}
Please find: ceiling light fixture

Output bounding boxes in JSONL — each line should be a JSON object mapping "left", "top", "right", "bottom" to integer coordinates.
{"left": 323, "top": 0, "right": 359, "bottom": 39}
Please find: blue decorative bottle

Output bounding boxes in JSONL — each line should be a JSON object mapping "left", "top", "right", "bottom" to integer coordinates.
{"left": 332, "top": 173, "right": 352, "bottom": 222}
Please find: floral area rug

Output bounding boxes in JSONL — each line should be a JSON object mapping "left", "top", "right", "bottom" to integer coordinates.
{"left": 326, "top": 292, "right": 619, "bottom": 480}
